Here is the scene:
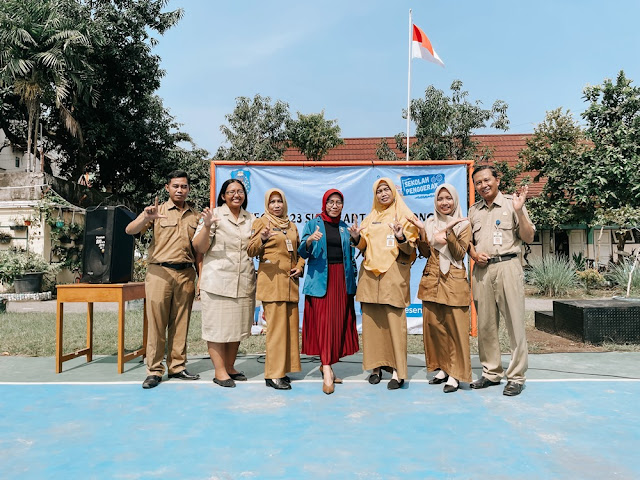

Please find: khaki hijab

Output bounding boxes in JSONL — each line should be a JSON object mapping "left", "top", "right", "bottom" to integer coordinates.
{"left": 263, "top": 188, "right": 290, "bottom": 230}
{"left": 425, "top": 183, "right": 469, "bottom": 274}
{"left": 360, "top": 178, "right": 419, "bottom": 276}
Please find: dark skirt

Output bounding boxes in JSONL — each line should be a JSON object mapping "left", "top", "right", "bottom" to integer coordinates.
{"left": 301, "top": 263, "right": 359, "bottom": 365}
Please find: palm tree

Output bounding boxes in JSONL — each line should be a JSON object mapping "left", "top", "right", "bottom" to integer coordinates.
{"left": 0, "top": 0, "right": 97, "bottom": 171}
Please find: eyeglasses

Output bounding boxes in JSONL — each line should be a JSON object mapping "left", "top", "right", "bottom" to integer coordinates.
{"left": 326, "top": 201, "right": 343, "bottom": 206}
{"left": 225, "top": 190, "right": 245, "bottom": 197}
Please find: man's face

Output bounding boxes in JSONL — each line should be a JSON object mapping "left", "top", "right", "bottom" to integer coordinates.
{"left": 473, "top": 170, "right": 500, "bottom": 203}
{"left": 165, "top": 177, "right": 190, "bottom": 205}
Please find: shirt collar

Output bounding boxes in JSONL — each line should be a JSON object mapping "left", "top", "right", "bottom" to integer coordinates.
{"left": 480, "top": 191, "right": 504, "bottom": 209}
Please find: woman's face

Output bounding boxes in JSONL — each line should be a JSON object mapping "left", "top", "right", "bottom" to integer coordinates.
{"left": 268, "top": 193, "right": 284, "bottom": 217}
{"left": 325, "top": 193, "right": 343, "bottom": 218}
{"left": 224, "top": 181, "right": 245, "bottom": 209}
{"left": 436, "top": 188, "right": 454, "bottom": 215}
{"left": 376, "top": 182, "right": 393, "bottom": 207}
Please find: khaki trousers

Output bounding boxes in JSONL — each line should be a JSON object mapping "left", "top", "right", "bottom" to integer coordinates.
{"left": 422, "top": 302, "right": 472, "bottom": 383}
{"left": 263, "top": 301, "right": 301, "bottom": 379}
{"left": 145, "top": 264, "right": 196, "bottom": 376}
{"left": 361, "top": 303, "right": 408, "bottom": 380}
{"left": 472, "top": 258, "right": 528, "bottom": 384}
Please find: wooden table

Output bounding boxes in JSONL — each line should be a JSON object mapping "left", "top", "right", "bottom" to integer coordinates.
{"left": 55, "top": 282, "right": 147, "bottom": 373}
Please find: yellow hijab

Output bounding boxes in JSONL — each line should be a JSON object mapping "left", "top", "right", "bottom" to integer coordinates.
{"left": 263, "top": 188, "right": 290, "bottom": 230}
{"left": 360, "top": 178, "right": 419, "bottom": 276}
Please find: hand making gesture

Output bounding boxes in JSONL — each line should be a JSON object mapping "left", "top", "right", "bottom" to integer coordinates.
{"left": 306, "top": 225, "right": 323, "bottom": 247}
{"left": 348, "top": 217, "right": 363, "bottom": 241}
{"left": 513, "top": 185, "right": 528, "bottom": 212}
{"left": 389, "top": 216, "right": 404, "bottom": 240}
{"left": 200, "top": 207, "right": 221, "bottom": 228}
{"left": 143, "top": 196, "right": 167, "bottom": 221}
{"left": 406, "top": 214, "right": 426, "bottom": 242}
{"left": 260, "top": 220, "right": 277, "bottom": 242}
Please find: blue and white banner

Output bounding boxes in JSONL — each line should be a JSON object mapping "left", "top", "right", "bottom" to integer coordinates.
{"left": 214, "top": 163, "right": 469, "bottom": 334}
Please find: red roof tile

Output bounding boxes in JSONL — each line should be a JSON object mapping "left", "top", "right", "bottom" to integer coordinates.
{"left": 282, "top": 134, "right": 546, "bottom": 197}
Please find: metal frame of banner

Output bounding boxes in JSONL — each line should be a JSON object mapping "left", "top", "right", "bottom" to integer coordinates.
{"left": 210, "top": 160, "right": 478, "bottom": 337}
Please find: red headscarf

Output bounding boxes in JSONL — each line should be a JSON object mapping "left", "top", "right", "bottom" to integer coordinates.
{"left": 319, "top": 189, "right": 343, "bottom": 224}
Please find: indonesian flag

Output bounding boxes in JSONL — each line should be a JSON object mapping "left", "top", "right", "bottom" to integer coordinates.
{"left": 412, "top": 24, "right": 444, "bottom": 67}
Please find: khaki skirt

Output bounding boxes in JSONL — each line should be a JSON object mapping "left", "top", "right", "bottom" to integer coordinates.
{"left": 201, "top": 291, "right": 255, "bottom": 343}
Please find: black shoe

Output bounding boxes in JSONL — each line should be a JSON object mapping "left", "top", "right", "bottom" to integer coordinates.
{"left": 443, "top": 383, "right": 459, "bottom": 393}
{"left": 503, "top": 381, "right": 524, "bottom": 396}
{"left": 368, "top": 369, "right": 382, "bottom": 385}
{"left": 281, "top": 375, "right": 291, "bottom": 384}
{"left": 387, "top": 379, "right": 405, "bottom": 390}
{"left": 470, "top": 377, "right": 501, "bottom": 389}
{"left": 213, "top": 377, "right": 236, "bottom": 388}
{"left": 266, "top": 378, "right": 292, "bottom": 390}
{"left": 229, "top": 372, "right": 247, "bottom": 381}
{"left": 168, "top": 369, "right": 200, "bottom": 380}
{"left": 429, "top": 374, "right": 449, "bottom": 385}
{"left": 142, "top": 375, "right": 162, "bottom": 389}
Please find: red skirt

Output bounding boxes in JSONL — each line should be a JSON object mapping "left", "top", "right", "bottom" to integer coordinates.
{"left": 301, "top": 263, "right": 359, "bottom": 365}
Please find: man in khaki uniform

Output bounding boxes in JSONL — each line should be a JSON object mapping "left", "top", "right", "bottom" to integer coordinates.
{"left": 126, "top": 170, "right": 201, "bottom": 389}
{"left": 468, "top": 165, "right": 535, "bottom": 397}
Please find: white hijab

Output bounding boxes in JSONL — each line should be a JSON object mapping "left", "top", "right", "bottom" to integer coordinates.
{"left": 425, "top": 183, "right": 468, "bottom": 274}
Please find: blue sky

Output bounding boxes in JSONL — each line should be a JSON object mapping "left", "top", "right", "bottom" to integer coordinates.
{"left": 153, "top": 0, "right": 640, "bottom": 155}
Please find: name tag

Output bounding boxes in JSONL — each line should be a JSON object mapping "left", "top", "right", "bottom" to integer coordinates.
{"left": 285, "top": 239, "right": 294, "bottom": 252}
{"left": 493, "top": 231, "right": 503, "bottom": 246}
{"left": 386, "top": 234, "right": 395, "bottom": 248}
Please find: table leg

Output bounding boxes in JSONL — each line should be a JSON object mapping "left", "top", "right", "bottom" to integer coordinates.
{"left": 118, "top": 299, "right": 125, "bottom": 374}
{"left": 56, "top": 302, "right": 64, "bottom": 373}
{"left": 87, "top": 302, "right": 94, "bottom": 363}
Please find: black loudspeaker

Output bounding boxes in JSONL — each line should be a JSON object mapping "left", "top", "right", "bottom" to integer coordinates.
{"left": 81, "top": 206, "right": 137, "bottom": 284}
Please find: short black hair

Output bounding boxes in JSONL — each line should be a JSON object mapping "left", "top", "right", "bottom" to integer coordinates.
{"left": 217, "top": 178, "right": 248, "bottom": 210}
{"left": 166, "top": 170, "right": 190, "bottom": 185}
{"left": 472, "top": 165, "right": 498, "bottom": 180}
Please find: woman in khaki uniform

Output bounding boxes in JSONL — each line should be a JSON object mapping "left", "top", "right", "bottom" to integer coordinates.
{"left": 349, "top": 178, "right": 418, "bottom": 390}
{"left": 408, "top": 183, "right": 472, "bottom": 393}
{"left": 193, "top": 178, "right": 256, "bottom": 388}
{"left": 248, "top": 189, "right": 305, "bottom": 390}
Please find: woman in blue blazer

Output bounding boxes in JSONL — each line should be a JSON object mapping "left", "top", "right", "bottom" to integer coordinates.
{"left": 299, "top": 189, "right": 359, "bottom": 395}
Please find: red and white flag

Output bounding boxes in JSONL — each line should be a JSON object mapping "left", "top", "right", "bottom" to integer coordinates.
{"left": 411, "top": 24, "right": 444, "bottom": 67}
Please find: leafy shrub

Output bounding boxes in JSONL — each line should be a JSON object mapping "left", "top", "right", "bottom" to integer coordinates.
{"left": 527, "top": 255, "right": 577, "bottom": 296}
{"left": 607, "top": 259, "right": 640, "bottom": 294}
{"left": 0, "top": 248, "right": 59, "bottom": 291}
{"left": 577, "top": 268, "right": 605, "bottom": 293}
{"left": 572, "top": 252, "right": 586, "bottom": 271}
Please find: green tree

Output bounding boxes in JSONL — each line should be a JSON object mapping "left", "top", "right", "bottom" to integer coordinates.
{"left": 375, "top": 138, "right": 399, "bottom": 161}
{"left": 396, "top": 80, "right": 509, "bottom": 161}
{"left": 286, "top": 111, "right": 343, "bottom": 162}
{"left": 0, "top": 0, "right": 97, "bottom": 171}
{"left": 215, "top": 94, "right": 290, "bottom": 161}
{"left": 519, "top": 108, "right": 589, "bottom": 227}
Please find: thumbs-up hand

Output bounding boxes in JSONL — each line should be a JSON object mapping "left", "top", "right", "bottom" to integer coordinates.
{"left": 306, "top": 224, "right": 323, "bottom": 248}
{"left": 348, "top": 217, "right": 363, "bottom": 240}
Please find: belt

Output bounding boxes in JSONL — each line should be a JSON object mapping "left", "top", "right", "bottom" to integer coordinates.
{"left": 157, "top": 262, "right": 194, "bottom": 271}
{"left": 487, "top": 253, "right": 518, "bottom": 264}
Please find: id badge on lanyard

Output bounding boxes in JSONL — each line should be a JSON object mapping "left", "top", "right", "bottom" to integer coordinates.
{"left": 493, "top": 220, "right": 503, "bottom": 246}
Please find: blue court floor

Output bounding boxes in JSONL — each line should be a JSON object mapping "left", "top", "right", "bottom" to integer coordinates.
{"left": 1, "top": 353, "right": 639, "bottom": 479}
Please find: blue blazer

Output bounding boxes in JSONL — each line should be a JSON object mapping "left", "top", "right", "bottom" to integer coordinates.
{"left": 298, "top": 216, "right": 357, "bottom": 297}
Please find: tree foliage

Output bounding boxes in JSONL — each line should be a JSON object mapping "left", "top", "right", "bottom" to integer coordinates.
{"left": 521, "top": 71, "right": 640, "bottom": 243}
{"left": 286, "top": 110, "right": 343, "bottom": 162}
{"left": 396, "top": 80, "right": 509, "bottom": 161}
{"left": 215, "top": 94, "right": 290, "bottom": 161}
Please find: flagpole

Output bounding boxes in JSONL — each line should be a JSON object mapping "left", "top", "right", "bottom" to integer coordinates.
{"left": 406, "top": 9, "right": 412, "bottom": 162}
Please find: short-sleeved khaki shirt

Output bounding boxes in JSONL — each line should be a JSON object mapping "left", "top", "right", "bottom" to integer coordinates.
{"left": 469, "top": 191, "right": 535, "bottom": 257}
{"left": 144, "top": 199, "right": 199, "bottom": 264}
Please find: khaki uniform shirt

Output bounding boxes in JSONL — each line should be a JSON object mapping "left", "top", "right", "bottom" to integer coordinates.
{"left": 196, "top": 204, "right": 256, "bottom": 298}
{"left": 416, "top": 226, "right": 471, "bottom": 307}
{"left": 144, "top": 199, "right": 198, "bottom": 264}
{"left": 469, "top": 191, "right": 535, "bottom": 257}
{"left": 355, "top": 236, "right": 415, "bottom": 309}
{"left": 247, "top": 216, "right": 305, "bottom": 303}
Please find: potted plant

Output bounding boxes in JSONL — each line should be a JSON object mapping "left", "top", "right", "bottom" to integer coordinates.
{"left": 0, "top": 231, "right": 12, "bottom": 244}
{"left": 0, "top": 248, "right": 58, "bottom": 293}
{"left": 9, "top": 216, "right": 27, "bottom": 231}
